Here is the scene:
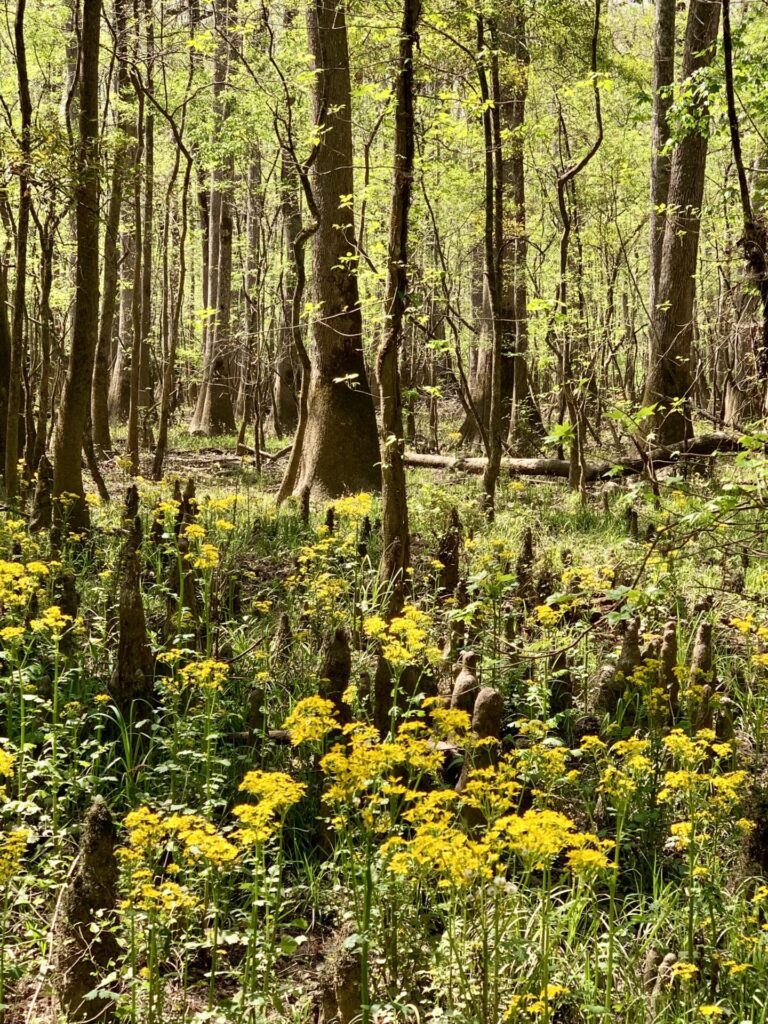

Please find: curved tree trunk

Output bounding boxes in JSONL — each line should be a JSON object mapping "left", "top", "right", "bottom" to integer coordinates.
{"left": 292, "top": 0, "right": 381, "bottom": 499}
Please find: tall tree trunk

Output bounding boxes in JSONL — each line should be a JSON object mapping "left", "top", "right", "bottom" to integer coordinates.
{"left": 0, "top": 248, "right": 11, "bottom": 469}
{"left": 108, "top": 223, "right": 134, "bottom": 420}
{"left": 189, "top": 0, "right": 236, "bottom": 436}
{"left": 273, "top": 151, "right": 302, "bottom": 436}
{"left": 127, "top": 89, "right": 144, "bottom": 473}
{"left": 721, "top": 0, "right": 768, "bottom": 392}
{"left": 555, "top": 0, "right": 603, "bottom": 497}
{"left": 92, "top": 0, "right": 133, "bottom": 456}
{"left": 139, "top": 0, "right": 154, "bottom": 431}
{"left": 643, "top": 0, "right": 721, "bottom": 444}
{"left": 4, "top": 0, "right": 32, "bottom": 501}
{"left": 648, "top": 0, "right": 676, "bottom": 319}
{"left": 377, "top": 0, "right": 420, "bottom": 615}
{"left": 31, "top": 223, "right": 54, "bottom": 469}
{"left": 292, "top": 0, "right": 381, "bottom": 498}
{"left": 52, "top": 0, "right": 102, "bottom": 530}
{"left": 504, "top": 8, "right": 540, "bottom": 451}
{"left": 477, "top": 16, "right": 504, "bottom": 518}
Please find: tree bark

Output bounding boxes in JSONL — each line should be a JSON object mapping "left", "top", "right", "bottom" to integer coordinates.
{"left": 4, "top": 0, "right": 32, "bottom": 501}
{"left": 477, "top": 16, "right": 504, "bottom": 518}
{"left": 52, "top": 0, "right": 102, "bottom": 530}
{"left": 721, "top": 0, "right": 768, "bottom": 391}
{"left": 376, "top": 0, "right": 420, "bottom": 614}
{"left": 92, "top": 0, "right": 133, "bottom": 457}
{"left": 292, "top": 0, "right": 381, "bottom": 498}
{"left": 643, "top": 0, "right": 721, "bottom": 444}
{"left": 189, "top": 0, "right": 236, "bottom": 436}
{"left": 273, "top": 151, "right": 302, "bottom": 436}
{"left": 648, "top": 0, "right": 676, "bottom": 320}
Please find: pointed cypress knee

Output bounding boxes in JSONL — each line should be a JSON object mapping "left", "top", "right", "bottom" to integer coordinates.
{"left": 109, "top": 485, "right": 154, "bottom": 713}
{"left": 54, "top": 797, "right": 120, "bottom": 1022}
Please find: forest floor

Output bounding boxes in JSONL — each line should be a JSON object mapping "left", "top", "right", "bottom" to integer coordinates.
{"left": 2, "top": 424, "right": 768, "bottom": 1024}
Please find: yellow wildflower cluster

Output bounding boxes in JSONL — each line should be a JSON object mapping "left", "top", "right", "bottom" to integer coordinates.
{"left": 506, "top": 984, "right": 570, "bottom": 1019}
{"left": 321, "top": 721, "right": 442, "bottom": 811}
{"left": 178, "top": 659, "right": 229, "bottom": 693}
{"left": 0, "top": 748, "right": 15, "bottom": 799}
{"left": 126, "top": 868, "right": 197, "bottom": 914}
{"left": 461, "top": 759, "right": 521, "bottom": 822}
{"left": 192, "top": 543, "right": 220, "bottom": 570}
{"left": 534, "top": 603, "right": 562, "bottom": 628}
{"left": 491, "top": 809, "right": 577, "bottom": 870}
{"left": 0, "top": 556, "right": 48, "bottom": 611}
{"left": 561, "top": 564, "right": 613, "bottom": 592}
{"left": 599, "top": 735, "right": 652, "bottom": 807}
{"left": 283, "top": 696, "right": 340, "bottom": 745}
{"left": 166, "top": 812, "right": 239, "bottom": 866}
{"left": 0, "top": 625, "right": 26, "bottom": 644}
{"left": 428, "top": 703, "right": 472, "bottom": 743}
{"left": 0, "top": 828, "right": 29, "bottom": 884}
{"left": 364, "top": 604, "right": 440, "bottom": 665}
{"left": 122, "top": 806, "right": 236, "bottom": 866}
{"left": 331, "top": 493, "right": 373, "bottom": 520}
{"left": 234, "top": 770, "right": 307, "bottom": 844}
{"left": 670, "top": 961, "right": 699, "bottom": 982}
{"left": 30, "top": 605, "right": 73, "bottom": 638}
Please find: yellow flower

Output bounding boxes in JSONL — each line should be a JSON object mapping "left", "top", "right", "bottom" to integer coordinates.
{"left": 0, "top": 749, "right": 16, "bottom": 799}
{"left": 698, "top": 1006, "right": 726, "bottom": 1019}
{"left": 670, "top": 961, "right": 698, "bottom": 982}
{"left": 30, "top": 605, "right": 72, "bottom": 637}
{"left": 535, "top": 604, "right": 560, "bottom": 628}
{"left": 178, "top": 659, "right": 228, "bottom": 693}
{"left": 0, "top": 626, "right": 25, "bottom": 644}
{"left": 567, "top": 847, "right": 613, "bottom": 875}
{"left": 239, "top": 770, "right": 306, "bottom": 805}
{"left": 430, "top": 705, "right": 471, "bottom": 742}
{"left": 133, "top": 880, "right": 197, "bottom": 914}
{"left": 491, "top": 809, "right": 576, "bottom": 869}
{"left": 283, "top": 696, "right": 340, "bottom": 745}
{"left": 730, "top": 615, "right": 754, "bottom": 635}
{"left": 0, "top": 828, "right": 29, "bottom": 883}
{"left": 331, "top": 493, "right": 373, "bottom": 519}
{"left": 192, "top": 543, "right": 220, "bottom": 570}
{"left": 363, "top": 604, "right": 434, "bottom": 665}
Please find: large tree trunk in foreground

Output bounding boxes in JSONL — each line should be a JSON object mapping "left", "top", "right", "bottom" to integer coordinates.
{"left": 293, "top": 0, "right": 380, "bottom": 499}
{"left": 377, "top": 0, "right": 420, "bottom": 614}
{"left": 52, "top": 0, "right": 101, "bottom": 530}
{"left": 643, "top": 0, "right": 721, "bottom": 445}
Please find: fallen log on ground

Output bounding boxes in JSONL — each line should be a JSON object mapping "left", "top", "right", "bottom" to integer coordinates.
{"left": 404, "top": 432, "right": 745, "bottom": 481}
